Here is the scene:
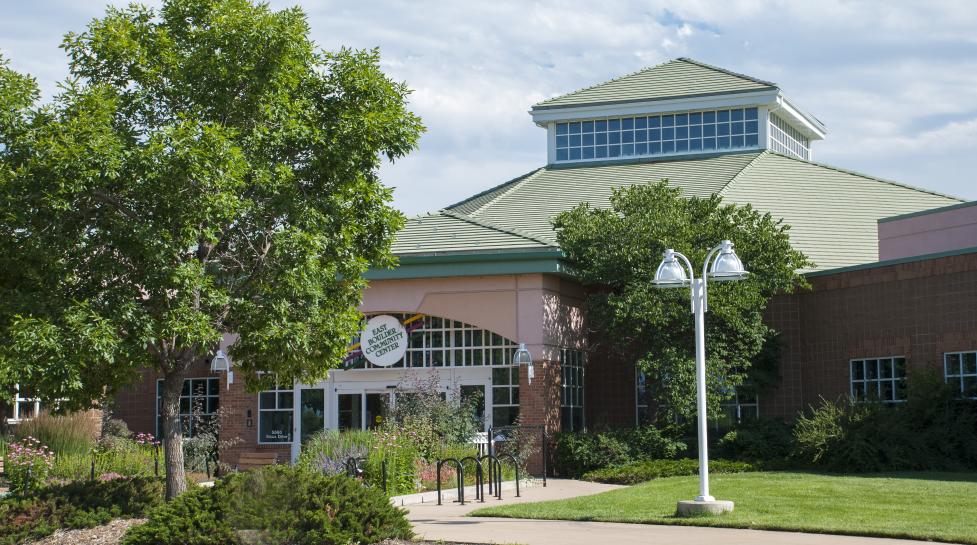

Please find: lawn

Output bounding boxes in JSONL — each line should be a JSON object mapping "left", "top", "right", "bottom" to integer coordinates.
{"left": 471, "top": 471, "right": 977, "bottom": 544}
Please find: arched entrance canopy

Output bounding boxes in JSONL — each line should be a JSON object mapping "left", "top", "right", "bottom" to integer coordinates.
{"left": 344, "top": 313, "right": 520, "bottom": 370}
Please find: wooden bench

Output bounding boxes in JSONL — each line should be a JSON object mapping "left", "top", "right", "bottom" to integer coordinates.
{"left": 236, "top": 452, "right": 279, "bottom": 471}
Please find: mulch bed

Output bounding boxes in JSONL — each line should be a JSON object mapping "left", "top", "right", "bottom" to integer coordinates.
{"left": 382, "top": 541, "right": 487, "bottom": 545}
{"left": 25, "top": 518, "right": 146, "bottom": 545}
{"left": 24, "top": 521, "right": 486, "bottom": 545}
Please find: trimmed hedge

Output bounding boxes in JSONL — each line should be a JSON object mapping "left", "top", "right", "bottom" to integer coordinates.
{"left": 123, "top": 465, "right": 413, "bottom": 545}
{"left": 581, "top": 458, "right": 757, "bottom": 485}
{"left": 717, "top": 417, "right": 795, "bottom": 462}
{"left": 0, "top": 477, "right": 163, "bottom": 545}
{"left": 554, "top": 426, "right": 686, "bottom": 478}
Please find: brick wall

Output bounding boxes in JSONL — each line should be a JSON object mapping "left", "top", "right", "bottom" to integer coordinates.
{"left": 580, "top": 250, "right": 977, "bottom": 424}
{"left": 584, "top": 349, "right": 636, "bottom": 429}
{"left": 763, "top": 250, "right": 977, "bottom": 417}
{"left": 112, "top": 362, "right": 216, "bottom": 436}
{"left": 517, "top": 360, "right": 561, "bottom": 475}
{"left": 112, "top": 363, "right": 289, "bottom": 466}
{"left": 218, "top": 372, "right": 291, "bottom": 466}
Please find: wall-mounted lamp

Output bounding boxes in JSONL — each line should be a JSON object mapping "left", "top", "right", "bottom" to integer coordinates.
{"left": 513, "top": 343, "right": 534, "bottom": 385}
{"left": 210, "top": 350, "right": 233, "bottom": 389}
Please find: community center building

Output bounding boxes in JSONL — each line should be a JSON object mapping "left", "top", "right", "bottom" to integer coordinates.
{"left": 100, "top": 58, "right": 976, "bottom": 467}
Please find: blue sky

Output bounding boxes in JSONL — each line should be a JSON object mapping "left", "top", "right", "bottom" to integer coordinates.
{"left": 4, "top": 1, "right": 977, "bottom": 215}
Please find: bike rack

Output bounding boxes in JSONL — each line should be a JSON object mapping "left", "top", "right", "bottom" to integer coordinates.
{"left": 459, "top": 456, "right": 485, "bottom": 502}
{"left": 436, "top": 457, "right": 465, "bottom": 506}
{"left": 344, "top": 456, "right": 367, "bottom": 479}
{"left": 478, "top": 454, "right": 503, "bottom": 499}
{"left": 498, "top": 453, "right": 521, "bottom": 497}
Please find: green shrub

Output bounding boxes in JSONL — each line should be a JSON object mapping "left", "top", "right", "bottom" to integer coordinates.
{"left": 626, "top": 426, "right": 687, "bottom": 459}
{"left": 554, "top": 431, "right": 624, "bottom": 477}
{"left": 0, "top": 477, "right": 163, "bottom": 545}
{"left": 123, "top": 465, "right": 412, "bottom": 545}
{"left": 366, "top": 428, "right": 417, "bottom": 495}
{"left": 554, "top": 426, "right": 686, "bottom": 477}
{"left": 793, "top": 375, "right": 977, "bottom": 472}
{"left": 296, "top": 429, "right": 417, "bottom": 495}
{"left": 718, "top": 417, "right": 795, "bottom": 462}
{"left": 581, "top": 458, "right": 758, "bottom": 485}
{"left": 121, "top": 486, "right": 231, "bottom": 545}
{"left": 385, "top": 373, "right": 483, "bottom": 461}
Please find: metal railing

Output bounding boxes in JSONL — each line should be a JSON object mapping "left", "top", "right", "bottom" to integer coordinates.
{"left": 486, "top": 424, "right": 548, "bottom": 486}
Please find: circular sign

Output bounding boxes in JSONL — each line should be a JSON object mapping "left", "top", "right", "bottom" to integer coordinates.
{"left": 360, "top": 315, "right": 408, "bottom": 367}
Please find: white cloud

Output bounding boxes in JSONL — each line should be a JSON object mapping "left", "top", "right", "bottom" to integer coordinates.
{"left": 3, "top": 0, "right": 977, "bottom": 211}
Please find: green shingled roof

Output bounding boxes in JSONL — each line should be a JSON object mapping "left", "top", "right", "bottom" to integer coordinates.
{"left": 396, "top": 151, "right": 961, "bottom": 271}
{"left": 392, "top": 210, "right": 552, "bottom": 255}
{"left": 533, "top": 58, "right": 777, "bottom": 110}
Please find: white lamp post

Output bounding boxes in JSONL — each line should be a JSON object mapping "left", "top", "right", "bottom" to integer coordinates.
{"left": 652, "top": 240, "right": 747, "bottom": 516}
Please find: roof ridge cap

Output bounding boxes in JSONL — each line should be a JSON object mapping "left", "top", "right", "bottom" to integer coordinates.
{"left": 763, "top": 151, "right": 966, "bottom": 201}
{"left": 533, "top": 58, "right": 777, "bottom": 109}
{"left": 533, "top": 59, "right": 678, "bottom": 109}
{"left": 676, "top": 57, "right": 778, "bottom": 88}
{"left": 443, "top": 167, "right": 544, "bottom": 216}
{"left": 440, "top": 209, "right": 556, "bottom": 247}
{"left": 718, "top": 150, "right": 769, "bottom": 196}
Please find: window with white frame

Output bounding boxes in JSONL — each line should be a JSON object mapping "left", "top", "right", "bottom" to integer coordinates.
{"left": 944, "top": 351, "right": 977, "bottom": 399}
{"left": 258, "top": 386, "right": 293, "bottom": 444}
{"left": 156, "top": 378, "right": 219, "bottom": 437}
{"left": 721, "top": 388, "right": 758, "bottom": 422}
{"left": 555, "top": 107, "right": 761, "bottom": 162}
{"left": 345, "top": 314, "right": 518, "bottom": 369}
{"left": 769, "top": 113, "right": 811, "bottom": 160}
{"left": 561, "top": 349, "right": 585, "bottom": 431}
{"left": 850, "top": 357, "right": 907, "bottom": 403}
{"left": 7, "top": 384, "right": 43, "bottom": 424}
{"left": 492, "top": 366, "right": 520, "bottom": 427}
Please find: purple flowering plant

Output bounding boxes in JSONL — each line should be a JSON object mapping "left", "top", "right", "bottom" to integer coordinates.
{"left": 6, "top": 436, "right": 55, "bottom": 493}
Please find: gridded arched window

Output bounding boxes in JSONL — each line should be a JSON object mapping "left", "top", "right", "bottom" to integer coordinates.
{"left": 345, "top": 314, "right": 519, "bottom": 370}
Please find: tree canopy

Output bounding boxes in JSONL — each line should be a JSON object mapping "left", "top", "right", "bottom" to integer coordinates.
{"left": 554, "top": 181, "right": 808, "bottom": 422}
{"left": 0, "top": 0, "right": 422, "bottom": 497}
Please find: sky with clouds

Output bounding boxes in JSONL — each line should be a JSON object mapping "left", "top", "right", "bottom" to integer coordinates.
{"left": 3, "top": 0, "right": 977, "bottom": 216}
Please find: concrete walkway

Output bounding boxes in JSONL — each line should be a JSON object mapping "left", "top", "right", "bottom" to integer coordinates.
{"left": 406, "top": 479, "right": 956, "bottom": 545}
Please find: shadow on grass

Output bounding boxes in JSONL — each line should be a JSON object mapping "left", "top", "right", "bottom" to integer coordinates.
{"left": 775, "top": 469, "right": 977, "bottom": 484}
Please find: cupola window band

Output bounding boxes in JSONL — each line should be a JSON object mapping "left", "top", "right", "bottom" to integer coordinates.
{"left": 555, "top": 107, "right": 760, "bottom": 162}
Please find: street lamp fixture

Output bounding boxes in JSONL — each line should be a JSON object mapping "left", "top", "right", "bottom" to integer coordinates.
{"left": 513, "top": 343, "right": 535, "bottom": 385}
{"left": 210, "top": 350, "right": 233, "bottom": 389}
{"left": 652, "top": 240, "right": 747, "bottom": 516}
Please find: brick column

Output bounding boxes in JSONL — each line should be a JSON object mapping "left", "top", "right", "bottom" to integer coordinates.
{"left": 517, "top": 359, "right": 561, "bottom": 476}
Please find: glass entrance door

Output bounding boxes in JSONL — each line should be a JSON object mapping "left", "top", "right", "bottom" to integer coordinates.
{"left": 460, "top": 384, "right": 488, "bottom": 431}
{"left": 300, "top": 388, "right": 325, "bottom": 443}
{"left": 337, "top": 390, "right": 391, "bottom": 431}
{"left": 365, "top": 392, "right": 388, "bottom": 429}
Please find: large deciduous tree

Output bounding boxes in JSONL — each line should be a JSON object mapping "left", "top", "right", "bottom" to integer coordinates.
{"left": 554, "top": 181, "right": 808, "bottom": 423}
{"left": 0, "top": 0, "right": 422, "bottom": 498}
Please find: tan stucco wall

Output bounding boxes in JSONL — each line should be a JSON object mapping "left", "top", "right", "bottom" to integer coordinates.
{"left": 359, "top": 273, "right": 586, "bottom": 360}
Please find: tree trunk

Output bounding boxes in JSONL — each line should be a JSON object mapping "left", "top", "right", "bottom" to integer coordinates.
{"left": 160, "top": 371, "right": 188, "bottom": 499}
